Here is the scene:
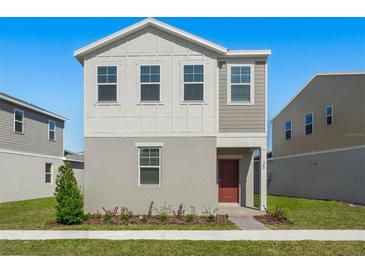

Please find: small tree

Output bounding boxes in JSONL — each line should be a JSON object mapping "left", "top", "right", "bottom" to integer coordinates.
{"left": 54, "top": 161, "right": 84, "bottom": 224}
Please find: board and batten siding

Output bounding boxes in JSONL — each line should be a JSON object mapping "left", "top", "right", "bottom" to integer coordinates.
{"left": 0, "top": 99, "right": 64, "bottom": 157}
{"left": 218, "top": 60, "right": 266, "bottom": 133}
{"left": 272, "top": 74, "right": 365, "bottom": 157}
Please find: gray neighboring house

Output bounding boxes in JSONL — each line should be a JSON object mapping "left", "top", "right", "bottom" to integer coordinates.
{"left": 270, "top": 72, "right": 365, "bottom": 204}
{"left": 0, "top": 92, "right": 67, "bottom": 202}
{"left": 74, "top": 18, "right": 271, "bottom": 214}
{"left": 64, "top": 150, "right": 84, "bottom": 192}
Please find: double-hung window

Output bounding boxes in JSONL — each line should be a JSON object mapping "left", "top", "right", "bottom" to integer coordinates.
{"left": 229, "top": 65, "right": 253, "bottom": 104}
{"left": 140, "top": 65, "right": 160, "bottom": 102}
{"left": 305, "top": 112, "right": 313, "bottom": 135}
{"left": 97, "top": 66, "right": 117, "bottom": 102}
{"left": 139, "top": 147, "right": 160, "bottom": 185}
{"left": 48, "top": 120, "right": 56, "bottom": 141}
{"left": 14, "top": 109, "right": 24, "bottom": 133}
{"left": 285, "top": 120, "right": 292, "bottom": 140}
{"left": 183, "top": 65, "right": 204, "bottom": 101}
{"left": 45, "top": 163, "right": 53, "bottom": 184}
{"left": 326, "top": 105, "right": 333, "bottom": 125}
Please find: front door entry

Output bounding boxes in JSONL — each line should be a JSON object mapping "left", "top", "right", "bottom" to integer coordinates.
{"left": 218, "top": 159, "right": 239, "bottom": 203}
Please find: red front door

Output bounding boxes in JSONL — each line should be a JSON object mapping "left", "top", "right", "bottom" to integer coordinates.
{"left": 218, "top": 159, "right": 239, "bottom": 203}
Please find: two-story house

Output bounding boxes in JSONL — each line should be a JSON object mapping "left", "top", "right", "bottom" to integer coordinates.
{"left": 270, "top": 72, "right": 365, "bottom": 204}
{"left": 0, "top": 92, "right": 67, "bottom": 202}
{"left": 74, "top": 18, "right": 270, "bottom": 213}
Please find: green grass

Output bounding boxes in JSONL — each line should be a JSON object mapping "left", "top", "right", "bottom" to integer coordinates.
{"left": 257, "top": 195, "right": 365, "bottom": 230}
{"left": 0, "top": 239, "right": 365, "bottom": 255}
{"left": 0, "top": 197, "right": 238, "bottom": 230}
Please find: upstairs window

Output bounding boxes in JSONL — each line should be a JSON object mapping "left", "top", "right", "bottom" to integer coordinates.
{"left": 285, "top": 120, "right": 292, "bottom": 140}
{"left": 139, "top": 147, "right": 160, "bottom": 185}
{"left": 229, "top": 65, "right": 253, "bottom": 104}
{"left": 184, "top": 65, "right": 204, "bottom": 101}
{"left": 326, "top": 105, "right": 333, "bottom": 125}
{"left": 97, "top": 66, "right": 117, "bottom": 102}
{"left": 48, "top": 120, "right": 56, "bottom": 141}
{"left": 45, "top": 163, "right": 53, "bottom": 184}
{"left": 305, "top": 112, "right": 313, "bottom": 135}
{"left": 140, "top": 65, "right": 160, "bottom": 102}
{"left": 14, "top": 109, "right": 24, "bottom": 133}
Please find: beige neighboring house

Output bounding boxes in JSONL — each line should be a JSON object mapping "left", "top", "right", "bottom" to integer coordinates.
{"left": 270, "top": 72, "right": 365, "bottom": 204}
{"left": 74, "top": 18, "right": 271, "bottom": 213}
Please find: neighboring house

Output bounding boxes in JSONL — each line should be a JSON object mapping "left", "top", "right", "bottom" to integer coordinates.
{"left": 270, "top": 72, "right": 365, "bottom": 204}
{"left": 0, "top": 92, "right": 67, "bottom": 202}
{"left": 64, "top": 150, "right": 84, "bottom": 192}
{"left": 74, "top": 18, "right": 270, "bottom": 213}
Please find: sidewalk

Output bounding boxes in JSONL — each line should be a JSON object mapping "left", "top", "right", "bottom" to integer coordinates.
{"left": 0, "top": 230, "right": 365, "bottom": 241}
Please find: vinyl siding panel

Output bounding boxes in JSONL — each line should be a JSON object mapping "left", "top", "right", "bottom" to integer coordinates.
{"left": 219, "top": 60, "right": 266, "bottom": 132}
{"left": 0, "top": 99, "right": 64, "bottom": 157}
{"left": 272, "top": 74, "right": 365, "bottom": 157}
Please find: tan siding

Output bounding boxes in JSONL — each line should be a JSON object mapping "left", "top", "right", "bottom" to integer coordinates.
{"left": 219, "top": 60, "right": 266, "bottom": 132}
{"left": 0, "top": 99, "right": 64, "bottom": 157}
{"left": 272, "top": 74, "right": 365, "bottom": 157}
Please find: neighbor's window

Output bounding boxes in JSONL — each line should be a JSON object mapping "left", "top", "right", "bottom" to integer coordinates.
{"left": 326, "top": 105, "right": 333, "bottom": 125}
{"left": 45, "top": 163, "right": 53, "bottom": 184}
{"left": 97, "top": 66, "right": 117, "bottom": 102}
{"left": 184, "top": 65, "right": 204, "bottom": 101}
{"left": 48, "top": 120, "right": 56, "bottom": 141}
{"left": 14, "top": 109, "right": 24, "bottom": 133}
{"left": 285, "top": 120, "right": 292, "bottom": 140}
{"left": 305, "top": 112, "right": 313, "bottom": 135}
{"left": 139, "top": 147, "right": 160, "bottom": 185}
{"left": 229, "top": 66, "right": 252, "bottom": 103}
{"left": 140, "top": 65, "right": 160, "bottom": 102}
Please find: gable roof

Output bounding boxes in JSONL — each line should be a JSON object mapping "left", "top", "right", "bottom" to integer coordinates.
{"left": 271, "top": 72, "right": 365, "bottom": 122}
{"left": 74, "top": 18, "right": 271, "bottom": 63}
{"left": 0, "top": 92, "right": 67, "bottom": 121}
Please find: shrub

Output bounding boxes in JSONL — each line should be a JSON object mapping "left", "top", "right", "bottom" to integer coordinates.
{"left": 173, "top": 203, "right": 185, "bottom": 218}
{"left": 202, "top": 206, "right": 217, "bottom": 222}
{"left": 155, "top": 202, "right": 173, "bottom": 222}
{"left": 102, "top": 207, "right": 119, "bottom": 224}
{"left": 186, "top": 206, "right": 196, "bottom": 223}
{"left": 54, "top": 161, "right": 84, "bottom": 224}
{"left": 120, "top": 207, "right": 131, "bottom": 222}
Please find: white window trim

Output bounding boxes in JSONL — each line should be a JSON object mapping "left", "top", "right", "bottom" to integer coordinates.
{"left": 13, "top": 108, "right": 24, "bottom": 134}
{"left": 48, "top": 120, "right": 56, "bottom": 141}
{"left": 304, "top": 112, "right": 314, "bottom": 135}
{"left": 138, "top": 64, "right": 162, "bottom": 104}
{"left": 45, "top": 163, "right": 54, "bottom": 184}
{"left": 326, "top": 104, "right": 334, "bottom": 125}
{"left": 285, "top": 120, "right": 292, "bottom": 140}
{"left": 96, "top": 65, "right": 119, "bottom": 103}
{"left": 181, "top": 63, "right": 206, "bottom": 104}
{"left": 227, "top": 64, "right": 255, "bottom": 106}
{"left": 137, "top": 146, "right": 161, "bottom": 187}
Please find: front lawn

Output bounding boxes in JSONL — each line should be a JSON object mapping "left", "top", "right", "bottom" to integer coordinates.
{"left": 257, "top": 195, "right": 365, "bottom": 230}
{"left": 0, "top": 198, "right": 238, "bottom": 230}
{"left": 1, "top": 239, "right": 365, "bottom": 255}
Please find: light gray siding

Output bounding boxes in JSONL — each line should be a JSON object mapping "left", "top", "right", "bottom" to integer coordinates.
{"left": 219, "top": 60, "right": 266, "bottom": 132}
{"left": 0, "top": 99, "right": 64, "bottom": 157}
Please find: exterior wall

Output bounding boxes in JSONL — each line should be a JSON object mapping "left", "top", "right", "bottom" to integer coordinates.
{"left": 0, "top": 99, "right": 64, "bottom": 157}
{"left": 84, "top": 26, "right": 218, "bottom": 137}
{"left": 67, "top": 161, "right": 84, "bottom": 193}
{"left": 0, "top": 151, "right": 63, "bottom": 203}
{"left": 84, "top": 137, "right": 217, "bottom": 213}
{"left": 266, "top": 147, "right": 365, "bottom": 205}
{"left": 218, "top": 59, "right": 266, "bottom": 133}
{"left": 272, "top": 74, "right": 365, "bottom": 157}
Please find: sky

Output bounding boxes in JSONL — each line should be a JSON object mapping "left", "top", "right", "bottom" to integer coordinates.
{"left": 0, "top": 17, "right": 364, "bottom": 152}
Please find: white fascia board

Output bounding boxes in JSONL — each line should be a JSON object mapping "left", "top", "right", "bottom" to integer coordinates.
{"left": 217, "top": 135, "right": 267, "bottom": 149}
{"left": 225, "top": 50, "right": 272, "bottom": 57}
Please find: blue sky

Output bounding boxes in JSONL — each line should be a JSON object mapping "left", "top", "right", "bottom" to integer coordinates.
{"left": 1, "top": 17, "right": 364, "bottom": 152}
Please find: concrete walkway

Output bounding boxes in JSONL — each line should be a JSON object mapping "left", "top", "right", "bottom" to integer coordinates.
{"left": 229, "top": 216, "right": 269, "bottom": 230}
{"left": 0, "top": 230, "right": 365, "bottom": 241}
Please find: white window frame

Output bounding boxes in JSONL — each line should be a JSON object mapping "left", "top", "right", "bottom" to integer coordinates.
{"left": 285, "top": 120, "right": 292, "bottom": 140}
{"left": 304, "top": 112, "right": 314, "bottom": 135}
{"left": 227, "top": 64, "right": 255, "bottom": 105}
{"left": 182, "top": 63, "right": 205, "bottom": 103}
{"left": 326, "top": 104, "right": 334, "bottom": 125}
{"left": 139, "top": 64, "right": 161, "bottom": 104}
{"left": 96, "top": 65, "right": 118, "bottom": 103}
{"left": 48, "top": 120, "right": 56, "bottom": 141}
{"left": 45, "top": 163, "right": 53, "bottom": 184}
{"left": 137, "top": 146, "right": 162, "bottom": 187}
{"left": 14, "top": 108, "right": 24, "bottom": 134}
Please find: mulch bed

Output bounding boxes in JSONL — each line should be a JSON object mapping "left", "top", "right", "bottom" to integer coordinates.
{"left": 254, "top": 214, "right": 293, "bottom": 226}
